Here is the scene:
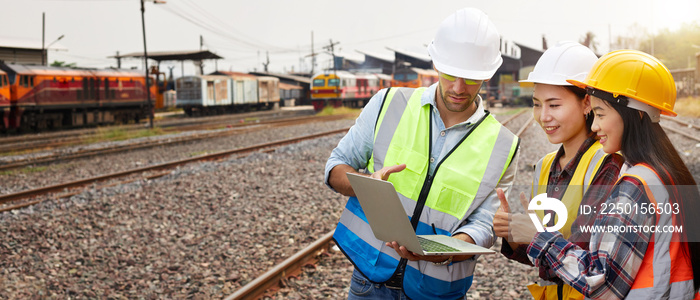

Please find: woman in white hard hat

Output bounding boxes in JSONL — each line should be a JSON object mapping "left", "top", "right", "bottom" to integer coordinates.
{"left": 493, "top": 41, "right": 625, "bottom": 300}
{"left": 505, "top": 50, "right": 700, "bottom": 299}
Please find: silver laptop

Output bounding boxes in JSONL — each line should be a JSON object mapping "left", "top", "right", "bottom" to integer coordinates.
{"left": 346, "top": 172, "right": 495, "bottom": 256}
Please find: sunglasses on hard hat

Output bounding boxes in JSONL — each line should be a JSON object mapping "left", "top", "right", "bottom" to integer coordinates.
{"left": 440, "top": 73, "right": 480, "bottom": 85}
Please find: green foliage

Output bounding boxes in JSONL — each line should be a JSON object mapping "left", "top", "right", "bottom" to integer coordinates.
{"left": 50, "top": 60, "right": 77, "bottom": 68}
{"left": 86, "top": 127, "right": 165, "bottom": 143}
{"left": 621, "top": 22, "right": 700, "bottom": 70}
{"left": 316, "top": 106, "right": 361, "bottom": 118}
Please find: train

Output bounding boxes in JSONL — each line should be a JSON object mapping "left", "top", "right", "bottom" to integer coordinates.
{"left": 310, "top": 68, "right": 435, "bottom": 111}
{"left": 174, "top": 72, "right": 280, "bottom": 116}
{"left": 391, "top": 67, "right": 439, "bottom": 88}
{"left": 0, "top": 61, "right": 295, "bottom": 132}
{"left": 0, "top": 61, "right": 159, "bottom": 132}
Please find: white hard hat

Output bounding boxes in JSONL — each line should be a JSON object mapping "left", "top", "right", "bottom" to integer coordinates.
{"left": 427, "top": 7, "right": 502, "bottom": 80}
{"left": 520, "top": 41, "right": 598, "bottom": 85}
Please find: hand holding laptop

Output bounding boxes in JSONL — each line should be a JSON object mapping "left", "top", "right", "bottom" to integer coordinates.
{"left": 346, "top": 172, "right": 496, "bottom": 259}
{"left": 386, "top": 232, "right": 478, "bottom": 264}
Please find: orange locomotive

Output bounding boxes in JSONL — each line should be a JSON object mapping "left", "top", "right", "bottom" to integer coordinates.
{"left": 391, "top": 67, "right": 438, "bottom": 88}
{"left": 0, "top": 69, "right": 10, "bottom": 130}
{"left": 0, "top": 62, "right": 159, "bottom": 131}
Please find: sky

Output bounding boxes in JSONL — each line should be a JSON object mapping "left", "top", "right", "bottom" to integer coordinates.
{"left": 2, "top": 0, "right": 699, "bottom": 78}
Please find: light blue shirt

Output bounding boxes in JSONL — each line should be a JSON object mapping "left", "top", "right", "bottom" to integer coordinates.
{"left": 325, "top": 83, "right": 519, "bottom": 249}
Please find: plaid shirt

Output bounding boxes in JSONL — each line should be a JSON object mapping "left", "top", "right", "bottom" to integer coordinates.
{"left": 527, "top": 173, "right": 656, "bottom": 299}
{"left": 501, "top": 136, "right": 624, "bottom": 282}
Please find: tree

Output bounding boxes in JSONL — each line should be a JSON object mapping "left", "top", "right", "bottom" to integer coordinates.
{"left": 637, "top": 22, "right": 700, "bottom": 70}
{"left": 50, "top": 60, "right": 77, "bottom": 68}
{"left": 579, "top": 31, "right": 599, "bottom": 53}
{"left": 610, "top": 23, "right": 648, "bottom": 51}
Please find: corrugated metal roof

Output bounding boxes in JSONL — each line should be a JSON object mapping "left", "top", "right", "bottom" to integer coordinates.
{"left": 355, "top": 49, "right": 395, "bottom": 63}
{"left": 249, "top": 71, "right": 311, "bottom": 84}
{"left": 112, "top": 50, "right": 223, "bottom": 61}
{"left": 0, "top": 36, "right": 68, "bottom": 51}
{"left": 3, "top": 63, "right": 92, "bottom": 76}
{"left": 386, "top": 47, "right": 431, "bottom": 62}
{"left": 278, "top": 82, "right": 302, "bottom": 90}
{"left": 209, "top": 70, "right": 256, "bottom": 78}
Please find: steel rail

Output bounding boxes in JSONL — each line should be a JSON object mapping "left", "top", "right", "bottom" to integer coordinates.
{"left": 661, "top": 115, "right": 700, "bottom": 131}
{"left": 515, "top": 115, "right": 535, "bottom": 137}
{"left": 224, "top": 231, "right": 335, "bottom": 300}
{"left": 661, "top": 124, "right": 700, "bottom": 142}
{"left": 0, "top": 115, "right": 350, "bottom": 171}
{"left": 0, "top": 128, "right": 349, "bottom": 207}
{"left": 500, "top": 108, "right": 529, "bottom": 126}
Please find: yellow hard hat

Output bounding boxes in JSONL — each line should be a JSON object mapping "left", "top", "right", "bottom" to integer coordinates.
{"left": 567, "top": 49, "right": 677, "bottom": 121}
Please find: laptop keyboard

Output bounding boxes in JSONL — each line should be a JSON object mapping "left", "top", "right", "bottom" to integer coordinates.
{"left": 417, "top": 236, "right": 460, "bottom": 253}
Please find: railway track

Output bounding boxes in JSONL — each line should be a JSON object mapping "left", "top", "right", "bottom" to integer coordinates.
{"left": 224, "top": 108, "right": 536, "bottom": 300}
{"left": 0, "top": 114, "right": 348, "bottom": 171}
{"left": 660, "top": 115, "right": 700, "bottom": 142}
{"left": 0, "top": 108, "right": 315, "bottom": 154}
{"left": 0, "top": 128, "right": 349, "bottom": 212}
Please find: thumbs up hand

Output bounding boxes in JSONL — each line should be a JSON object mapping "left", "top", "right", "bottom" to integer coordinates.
{"left": 493, "top": 188, "right": 514, "bottom": 241}
{"left": 494, "top": 189, "right": 540, "bottom": 245}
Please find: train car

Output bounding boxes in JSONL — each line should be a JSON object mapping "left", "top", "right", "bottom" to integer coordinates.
{"left": 0, "top": 69, "right": 10, "bottom": 131}
{"left": 175, "top": 75, "right": 232, "bottom": 116}
{"left": 163, "top": 90, "right": 177, "bottom": 109}
{"left": 149, "top": 66, "right": 170, "bottom": 111}
{"left": 228, "top": 73, "right": 258, "bottom": 110}
{"left": 391, "top": 67, "right": 438, "bottom": 88}
{"left": 310, "top": 71, "right": 381, "bottom": 111}
{"left": 175, "top": 73, "right": 282, "bottom": 116}
{"left": 311, "top": 71, "right": 353, "bottom": 111}
{"left": 0, "top": 62, "right": 154, "bottom": 131}
{"left": 279, "top": 82, "right": 303, "bottom": 107}
{"left": 375, "top": 73, "right": 392, "bottom": 90}
{"left": 350, "top": 73, "right": 381, "bottom": 108}
{"left": 257, "top": 76, "right": 280, "bottom": 110}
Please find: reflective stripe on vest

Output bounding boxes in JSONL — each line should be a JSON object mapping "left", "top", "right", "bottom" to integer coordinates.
{"left": 333, "top": 87, "right": 519, "bottom": 299}
{"left": 623, "top": 164, "right": 696, "bottom": 300}
{"left": 531, "top": 141, "right": 607, "bottom": 239}
{"left": 528, "top": 142, "right": 607, "bottom": 300}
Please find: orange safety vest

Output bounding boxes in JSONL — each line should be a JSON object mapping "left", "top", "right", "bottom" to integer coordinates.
{"left": 623, "top": 164, "right": 698, "bottom": 300}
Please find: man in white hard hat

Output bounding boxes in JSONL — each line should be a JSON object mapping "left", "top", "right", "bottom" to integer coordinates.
{"left": 325, "top": 7, "right": 519, "bottom": 299}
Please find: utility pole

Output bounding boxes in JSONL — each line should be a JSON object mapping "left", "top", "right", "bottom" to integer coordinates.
{"left": 262, "top": 51, "right": 270, "bottom": 72}
{"left": 310, "top": 31, "right": 315, "bottom": 74}
{"left": 42, "top": 12, "right": 45, "bottom": 66}
{"left": 323, "top": 39, "right": 340, "bottom": 74}
{"left": 140, "top": 0, "right": 154, "bottom": 128}
{"left": 304, "top": 31, "right": 318, "bottom": 75}
{"left": 200, "top": 35, "right": 203, "bottom": 51}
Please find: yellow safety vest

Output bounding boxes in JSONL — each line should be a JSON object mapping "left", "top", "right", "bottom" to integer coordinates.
{"left": 528, "top": 141, "right": 608, "bottom": 300}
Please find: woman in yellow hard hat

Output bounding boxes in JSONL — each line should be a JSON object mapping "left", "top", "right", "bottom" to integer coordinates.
{"left": 509, "top": 49, "right": 700, "bottom": 299}
{"left": 493, "top": 41, "right": 625, "bottom": 300}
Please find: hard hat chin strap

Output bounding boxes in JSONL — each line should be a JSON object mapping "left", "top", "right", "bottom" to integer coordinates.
{"left": 586, "top": 87, "right": 661, "bottom": 123}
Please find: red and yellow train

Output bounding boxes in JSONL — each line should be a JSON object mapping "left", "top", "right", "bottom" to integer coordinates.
{"left": 310, "top": 68, "right": 437, "bottom": 111}
{"left": 0, "top": 62, "right": 159, "bottom": 131}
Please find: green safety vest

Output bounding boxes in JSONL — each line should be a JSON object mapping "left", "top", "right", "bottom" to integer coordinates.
{"left": 333, "top": 87, "right": 519, "bottom": 299}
